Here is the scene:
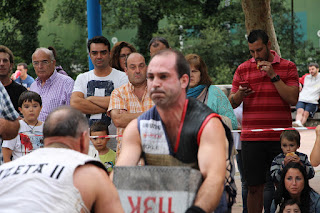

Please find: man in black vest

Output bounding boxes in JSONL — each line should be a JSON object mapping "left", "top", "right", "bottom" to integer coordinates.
{"left": 115, "top": 49, "right": 227, "bottom": 212}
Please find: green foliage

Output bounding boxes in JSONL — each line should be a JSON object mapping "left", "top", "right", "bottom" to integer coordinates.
{"left": 158, "top": 0, "right": 319, "bottom": 83}
{"left": 4, "top": 0, "right": 316, "bottom": 82}
{"left": 158, "top": 2, "right": 248, "bottom": 84}
{"left": 51, "top": 0, "right": 222, "bottom": 60}
{"left": 52, "top": 0, "right": 86, "bottom": 26}
{"left": 0, "top": 0, "right": 45, "bottom": 64}
{"left": 48, "top": 33, "right": 89, "bottom": 79}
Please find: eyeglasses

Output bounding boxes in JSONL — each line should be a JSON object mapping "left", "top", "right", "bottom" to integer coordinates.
{"left": 32, "top": 60, "right": 51, "bottom": 66}
{"left": 119, "top": 54, "right": 131, "bottom": 59}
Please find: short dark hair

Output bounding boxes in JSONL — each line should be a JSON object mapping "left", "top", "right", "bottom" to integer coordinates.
{"left": 185, "top": 54, "right": 212, "bottom": 86}
{"left": 17, "top": 63, "right": 28, "bottom": 69}
{"left": 87, "top": 36, "right": 111, "bottom": 52}
{"left": 152, "top": 49, "right": 190, "bottom": 90}
{"left": 154, "top": 49, "right": 190, "bottom": 79}
{"left": 308, "top": 62, "right": 319, "bottom": 69}
{"left": 0, "top": 45, "right": 14, "bottom": 64}
{"left": 247, "top": 30, "right": 269, "bottom": 45}
{"left": 90, "top": 121, "right": 109, "bottom": 135}
{"left": 18, "top": 91, "right": 42, "bottom": 107}
{"left": 279, "top": 199, "right": 301, "bottom": 213}
{"left": 148, "top": 37, "right": 170, "bottom": 51}
{"left": 43, "top": 106, "right": 89, "bottom": 139}
{"left": 280, "top": 130, "right": 301, "bottom": 147}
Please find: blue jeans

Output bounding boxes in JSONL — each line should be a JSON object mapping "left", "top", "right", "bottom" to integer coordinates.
{"left": 263, "top": 174, "right": 275, "bottom": 213}
{"left": 236, "top": 150, "right": 248, "bottom": 213}
{"left": 215, "top": 190, "right": 228, "bottom": 213}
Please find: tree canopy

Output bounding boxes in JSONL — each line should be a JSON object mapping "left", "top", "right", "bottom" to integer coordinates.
{"left": 1, "top": 0, "right": 319, "bottom": 82}
{"left": 0, "top": 0, "right": 45, "bottom": 64}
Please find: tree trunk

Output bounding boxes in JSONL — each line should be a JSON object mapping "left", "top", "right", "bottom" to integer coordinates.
{"left": 241, "top": 0, "right": 281, "bottom": 56}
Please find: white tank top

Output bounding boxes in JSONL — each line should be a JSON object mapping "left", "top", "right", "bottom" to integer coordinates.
{"left": 0, "top": 148, "right": 104, "bottom": 212}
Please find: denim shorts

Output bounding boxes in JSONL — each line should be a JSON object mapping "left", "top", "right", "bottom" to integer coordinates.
{"left": 296, "top": 101, "right": 318, "bottom": 117}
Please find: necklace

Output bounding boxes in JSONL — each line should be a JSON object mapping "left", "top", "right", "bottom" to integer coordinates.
{"left": 23, "top": 120, "right": 39, "bottom": 133}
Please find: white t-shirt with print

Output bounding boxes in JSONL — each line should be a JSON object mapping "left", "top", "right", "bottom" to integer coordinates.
{"left": 2, "top": 120, "right": 44, "bottom": 160}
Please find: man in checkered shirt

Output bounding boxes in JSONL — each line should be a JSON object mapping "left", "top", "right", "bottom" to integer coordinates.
{"left": 0, "top": 81, "right": 20, "bottom": 164}
{"left": 108, "top": 53, "right": 154, "bottom": 160}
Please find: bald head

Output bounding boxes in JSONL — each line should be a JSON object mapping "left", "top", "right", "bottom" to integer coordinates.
{"left": 43, "top": 106, "right": 89, "bottom": 140}
{"left": 126, "top": 53, "right": 145, "bottom": 67}
{"left": 125, "top": 53, "right": 147, "bottom": 86}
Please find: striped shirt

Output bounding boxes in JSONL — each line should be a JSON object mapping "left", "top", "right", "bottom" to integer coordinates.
{"left": 270, "top": 151, "right": 314, "bottom": 183}
{"left": 108, "top": 82, "right": 154, "bottom": 159}
{"left": 30, "top": 71, "right": 74, "bottom": 122}
{"left": 231, "top": 51, "right": 299, "bottom": 141}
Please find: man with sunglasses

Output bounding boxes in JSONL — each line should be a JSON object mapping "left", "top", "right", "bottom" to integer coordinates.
{"left": 71, "top": 36, "right": 128, "bottom": 150}
{"left": 30, "top": 48, "right": 74, "bottom": 122}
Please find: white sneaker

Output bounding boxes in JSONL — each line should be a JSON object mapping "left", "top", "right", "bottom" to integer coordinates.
{"left": 292, "top": 120, "right": 304, "bottom": 127}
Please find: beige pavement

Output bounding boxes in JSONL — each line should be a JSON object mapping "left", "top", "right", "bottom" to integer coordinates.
{"left": 231, "top": 129, "right": 320, "bottom": 212}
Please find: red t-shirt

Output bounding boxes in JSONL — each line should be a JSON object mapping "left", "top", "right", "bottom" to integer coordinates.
{"left": 231, "top": 51, "right": 299, "bottom": 141}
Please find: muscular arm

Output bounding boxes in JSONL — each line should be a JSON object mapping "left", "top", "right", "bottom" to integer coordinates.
{"left": 110, "top": 119, "right": 142, "bottom": 180}
{"left": 70, "top": 92, "right": 106, "bottom": 114}
{"left": 87, "top": 96, "right": 110, "bottom": 109}
{"left": 193, "top": 117, "right": 226, "bottom": 212}
{"left": 73, "top": 164, "right": 124, "bottom": 213}
{"left": 311, "top": 125, "right": 320, "bottom": 167}
{"left": 110, "top": 109, "right": 143, "bottom": 128}
{"left": 0, "top": 118, "right": 19, "bottom": 140}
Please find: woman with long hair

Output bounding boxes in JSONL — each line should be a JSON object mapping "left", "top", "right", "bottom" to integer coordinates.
{"left": 185, "top": 53, "right": 237, "bottom": 129}
{"left": 271, "top": 162, "right": 320, "bottom": 212}
{"left": 109, "top": 41, "right": 136, "bottom": 71}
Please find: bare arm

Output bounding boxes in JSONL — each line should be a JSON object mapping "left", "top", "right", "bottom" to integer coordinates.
{"left": 2, "top": 147, "right": 12, "bottom": 163}
{"left": 73, "top": 164, "right": 124, "bottom": 213}
{"left": 311, "top": 125, "right": 320, "bottom": 167}
{"left": 110, "top": 109, "right": 143, "bottom": 128}
{"left": 259, "top": 61, "right": 299, "bottom": 106}
{"left": 110, "top": 119, "right": 142, "bottom": 180}
{"left": 272, "top": 81, "right": 299, "bottom": 106}
{"left": 193, "top": 117, "right": 226, "bottom": 212}
{"left": 87, "top": 96, "right": 110, "bottom": 109}
{"left": 228, "top": 85, "right": 253, "bottom": 109}
{"left": 70, "top": 92, "right": 106, "bottom": 114}
{"left": 0, "top": 118, "right": 19, "bottom": 140}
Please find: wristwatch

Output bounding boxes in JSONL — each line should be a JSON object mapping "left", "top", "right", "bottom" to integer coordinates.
{"left": 271, "top": 74, "right": 280, "bottom": 83}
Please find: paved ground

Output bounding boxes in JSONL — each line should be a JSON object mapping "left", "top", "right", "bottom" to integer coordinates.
{"left": 231, "top": 129, "right": 320, "bottom": 213}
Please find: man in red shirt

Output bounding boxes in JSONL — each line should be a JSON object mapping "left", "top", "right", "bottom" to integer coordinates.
{"left": 229, "top": 30, "right": 299, "bottom": 213}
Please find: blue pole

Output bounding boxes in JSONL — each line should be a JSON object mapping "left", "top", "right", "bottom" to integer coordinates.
{"left": 87, "top": 0, "right": 102, "bottom": 70}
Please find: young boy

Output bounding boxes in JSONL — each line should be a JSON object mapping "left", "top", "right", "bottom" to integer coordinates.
{"left": 90, "top": 121, "right": 116, "bottom": 173}
{"left": 270, "top": 130, "right": 314, "bottom": 184}
{"left": 2, "top": 91, "right": 43, "bottom": 162}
